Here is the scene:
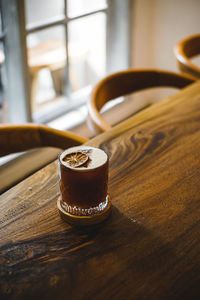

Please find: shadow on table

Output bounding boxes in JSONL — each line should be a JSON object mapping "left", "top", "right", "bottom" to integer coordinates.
{"left": 1, "top": 206, "right": 200, "bottom": 300}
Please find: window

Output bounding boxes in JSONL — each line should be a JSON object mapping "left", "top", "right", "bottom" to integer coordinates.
{"left": 0, "top": 0, "right": 132, "bottom": 126}
{"left": 0, "top": 8, "right": 4, "bottom": 122}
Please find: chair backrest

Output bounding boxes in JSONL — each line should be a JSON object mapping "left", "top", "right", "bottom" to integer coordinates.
{"left": 174, "top": 34, "right": 200, "bottom": 78}
{"left": 88, "top": 69, "right": 195, "bottom": 133}
{"left": 0, "top": 123, "right": 88, "bottom": 157}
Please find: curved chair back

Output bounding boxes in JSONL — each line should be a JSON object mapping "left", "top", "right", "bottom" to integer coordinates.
{"left": 174, "top": 34, "right": 200, "bottom": 78}
{"left": 88, "top": 69, "right": 195, "bottom": 133}
{"left": 0, "top": 123, "right": 88, "bottom": 157}
{"left": 0, "top": 124, "right": 88, "bottom": 194}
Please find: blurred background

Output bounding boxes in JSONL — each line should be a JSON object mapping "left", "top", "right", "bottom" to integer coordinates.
{"left": 0, "top": 0, "right": 200, "bottom": 130}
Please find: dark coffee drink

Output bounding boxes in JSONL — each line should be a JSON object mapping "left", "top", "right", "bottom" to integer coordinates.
{"left": 58, "top": 146, "right": 109, "bottom": 216}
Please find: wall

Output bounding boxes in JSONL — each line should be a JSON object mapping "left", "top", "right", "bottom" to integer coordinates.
{"left": 129, "top": 0, "right": 200, "bottom": 104}
{"left": 132, "top": 0, "right": 200, "bottom": 71}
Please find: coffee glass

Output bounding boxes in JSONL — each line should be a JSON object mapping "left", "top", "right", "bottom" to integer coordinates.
{"left": 58, "top": 146, "right": 109, "bottom": 216}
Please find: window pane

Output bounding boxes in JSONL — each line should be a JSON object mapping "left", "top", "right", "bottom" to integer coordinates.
{"left": 68, "top": 13, "right": 106, "bottom": 91}
{"left": 0, "top": 10, "right": 5, "bottom": 124}
{"left": 67, "top": 0, "right": 107, "bottom": 18}
{"left": 25, "top": 0, "right": 64, "bottom": 26}
{"left": 27, "top": 26, "right": 66, "bottom": 115}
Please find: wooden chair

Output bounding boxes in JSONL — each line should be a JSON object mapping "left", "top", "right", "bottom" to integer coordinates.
{"left": 28, "top": 39, "right": 89, "bottom": 111}
{"left": 0, "top": 123, "right": 88, "bottom": 157}
{"left": 174, "top": 34, "right": 200, "bottom": 78}
{"left": 0, "top": 123, "right": 88, "bottom": 193}
{"left": 1, "top": 40, "right": 89, "bottom": 116}
{"left": 88, "top": 68, "right": 196, "bottom": 134}
{"left": 0, "top": 41, "right": 66, "bottom": 115}
{"left": 28, "top": 40, "right": 66, "bottom": 112}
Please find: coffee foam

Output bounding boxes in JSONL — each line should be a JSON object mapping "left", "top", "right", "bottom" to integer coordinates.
{"left": 60, "top": 146, "right": 108, "bottom": 170}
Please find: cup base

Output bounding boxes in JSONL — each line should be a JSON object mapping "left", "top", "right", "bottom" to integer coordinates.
{"left": 57, "top": 195, "right": 111, "bottom": 226}
{"left": 60, "top": 196, "right": 109, "bottom": 216}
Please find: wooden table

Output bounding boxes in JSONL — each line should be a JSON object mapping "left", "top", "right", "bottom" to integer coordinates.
{"left": 1, "top": 81, "right": 200, "bottom": 299}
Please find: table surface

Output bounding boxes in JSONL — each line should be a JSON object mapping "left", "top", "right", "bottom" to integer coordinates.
{"left": 1, "top": 81, "right": 200, "bottom": 300}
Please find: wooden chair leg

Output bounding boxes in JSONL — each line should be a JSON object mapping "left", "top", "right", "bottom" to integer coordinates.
{"left": 29, "top": 72, "right": 39, "bottom": 112}
{"left": 51, "top": 65, "right": 81, "bottom": 94}
{"left": 51, "top": 67, "right": 65, "bottom": 96}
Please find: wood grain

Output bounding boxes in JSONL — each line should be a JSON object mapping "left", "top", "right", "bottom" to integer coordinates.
{"left": 1, "top": 81, "right": 200, "bottom": 299}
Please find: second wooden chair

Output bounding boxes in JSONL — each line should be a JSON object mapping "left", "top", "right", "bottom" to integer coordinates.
{"left": 174, "top": 33, "right": 200, "bottom": 79}
{"left": 88, "top": 68, "right": 195, "bottom": 134}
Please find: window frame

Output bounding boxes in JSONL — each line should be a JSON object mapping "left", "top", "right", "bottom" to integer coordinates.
{"left": 0, "top": 0, "right": 132, "bottom": 124}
